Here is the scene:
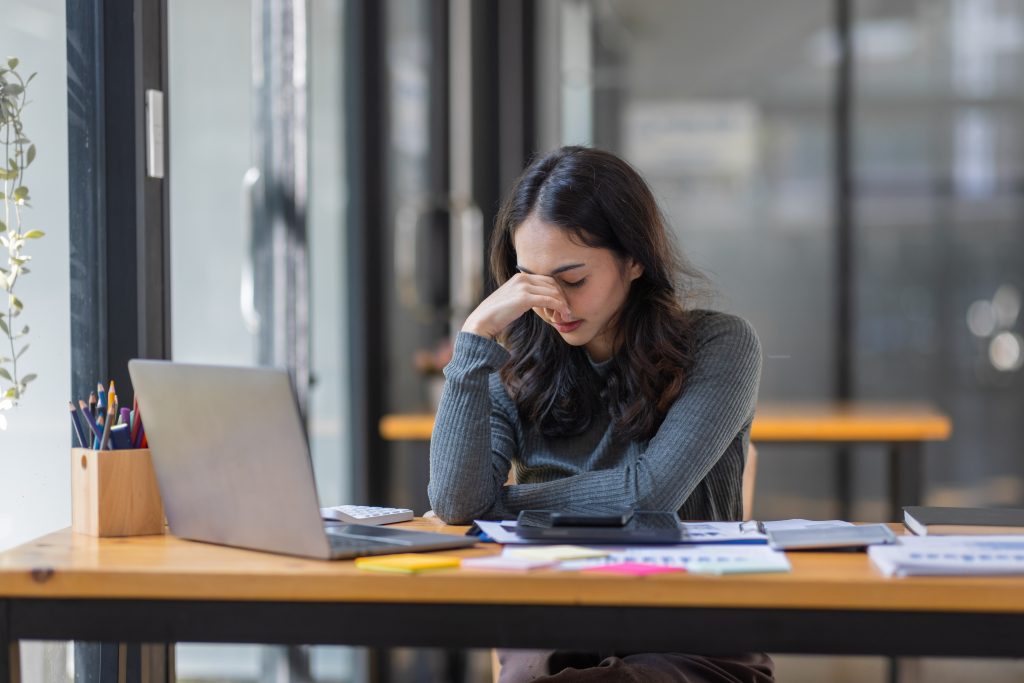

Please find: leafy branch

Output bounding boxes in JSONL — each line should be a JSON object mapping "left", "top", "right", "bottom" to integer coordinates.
{"left": 0, "top": 57, "right": 43, "bottom": 430}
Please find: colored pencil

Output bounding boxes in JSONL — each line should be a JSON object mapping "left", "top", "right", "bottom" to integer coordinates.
{"left": 78, "top": 400, "right": 103, "bottom": 443}
{"left": 68, "top": 402, "right": 87, "bottom": 447}
{"left": 99, "top": 401, "right": 114, "bottom": 450}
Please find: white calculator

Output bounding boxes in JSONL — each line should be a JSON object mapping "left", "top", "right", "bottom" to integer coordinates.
{"left": 320, "top": 505, "right": 414, "bottom": 526}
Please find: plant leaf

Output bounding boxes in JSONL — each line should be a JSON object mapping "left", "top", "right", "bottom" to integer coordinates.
{"left": 0, "top": 368, "right": 12, "bottom": 382}
{"left": 0, "top": 218, "right": 6, "bottom": 232}
{"left": 23, "top": 230, "right": 44, "bottom": 239}
{"left": 15, "top": 344, "right": 27, "bottom": 360}
{"left": 7, "top": 58, "right": 18, "bottom": 70}
{"left": 0, "top": 318, "right": 8, "bottom": 335}
{"left": 21, "top": 373, "right": 36, "bottom": 384}
{"left": 10, "top": 295, "right": 22, "bottom": 311}
{"left": 26, "top": 144, "right": 35, "bottom": 165}
{"left": 13, "top": 186, "right": 28, "bottom": 200}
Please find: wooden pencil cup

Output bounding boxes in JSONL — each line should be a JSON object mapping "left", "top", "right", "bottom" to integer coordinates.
{"left": 71, "top": 448, "right": 166, "bottom": 537}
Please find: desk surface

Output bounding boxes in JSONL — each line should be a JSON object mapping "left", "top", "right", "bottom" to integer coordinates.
{"left": 5, "top": 522, "right": 1024, "bottom": 658}
{"left": 379, "top": 402, "right": 953, "bottom": 442}
{"left": 0, "top": 521, "right": 1019, "bottom": 613}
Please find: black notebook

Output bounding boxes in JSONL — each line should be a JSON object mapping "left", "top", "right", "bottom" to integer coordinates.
{"left": 903, "top": 506, "right": 1024, "bottom": 536}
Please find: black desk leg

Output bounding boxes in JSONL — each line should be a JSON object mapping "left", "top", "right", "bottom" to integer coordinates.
{"left": 0, "top": 643, "right": 17, "bottom": 683}
{"left": 0, "top": 600, "right": 16, "bottom": 683}
{"left": 888, "top": 441, "right": 924, "bottom": 522}
{"left": 837, "top": 446, "right": 853, "bottom": 520}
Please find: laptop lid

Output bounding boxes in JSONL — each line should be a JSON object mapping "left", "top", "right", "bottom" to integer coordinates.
{"left": 129, "top": 360, "right": 335, "bottom": 559}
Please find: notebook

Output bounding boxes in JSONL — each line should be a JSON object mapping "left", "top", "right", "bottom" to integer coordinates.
{"left": 903, "top": 506, "right": 1024, "bottom": 536}
{"left": 128, "top": 360, "right": 475, "bottom": 560}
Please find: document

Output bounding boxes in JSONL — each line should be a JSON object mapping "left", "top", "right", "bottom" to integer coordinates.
{"left": 474, "top": 518, "right": 852, "bottom": 545}
{"left": 869, "top": 536, "right": 1024, "bottom": 576}
{"left": 555, "top": 545, "right": 791, "bottom": 575}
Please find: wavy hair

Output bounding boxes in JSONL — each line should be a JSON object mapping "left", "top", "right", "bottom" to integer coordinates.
{"left": 492, "top": 146, "right": 708, "bottom": 443}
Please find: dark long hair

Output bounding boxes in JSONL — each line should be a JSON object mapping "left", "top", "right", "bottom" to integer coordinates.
{"left": 492, "top": 146, "right": 707, "bottom": 443}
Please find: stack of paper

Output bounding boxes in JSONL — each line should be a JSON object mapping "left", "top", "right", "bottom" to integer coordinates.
{"left": 869, "top": 536, "right": 1024, "bottom": 576}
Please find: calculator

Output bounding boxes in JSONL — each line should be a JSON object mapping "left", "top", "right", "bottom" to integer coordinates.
{"left": 320, "top": 505, "right": 415, "bottom": 526}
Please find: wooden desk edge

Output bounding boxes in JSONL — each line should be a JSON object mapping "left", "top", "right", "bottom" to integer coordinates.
{"left": 3, "top": 524, "right": 1024, "bottom": 614}
{"left": 380, "top": 412, "right": 953, "bottom": 443}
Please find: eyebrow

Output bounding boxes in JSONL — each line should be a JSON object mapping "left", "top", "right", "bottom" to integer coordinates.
{"left": 516, "top": 263, "right": 586, "bottom": 276}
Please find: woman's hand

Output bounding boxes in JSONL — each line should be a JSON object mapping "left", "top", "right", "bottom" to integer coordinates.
{"left": 462, "top": 273, "right": 570, "bottom": 339}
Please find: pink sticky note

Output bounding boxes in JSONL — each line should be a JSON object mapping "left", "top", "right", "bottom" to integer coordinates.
{"left": 581, "top": 562, "right": 686, "bottom": 576}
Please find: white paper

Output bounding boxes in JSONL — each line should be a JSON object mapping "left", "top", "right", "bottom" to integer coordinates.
{"left": 869, "top": 536, "right": 1024, "bottom": 576}
{"left": 557, "top": 545, "right": 791, "bottom": 575}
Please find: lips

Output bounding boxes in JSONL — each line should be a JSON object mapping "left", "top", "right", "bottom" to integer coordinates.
{"left": 554, "top": 320, "right": 583, "bottom": 334}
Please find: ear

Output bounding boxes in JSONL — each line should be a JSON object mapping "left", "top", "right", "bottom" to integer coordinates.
{"left": 627, "top": 258, "right": 644, "bottom": 282}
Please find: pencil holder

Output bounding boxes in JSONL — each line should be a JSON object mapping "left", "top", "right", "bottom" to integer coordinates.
{"left": 71, "top": 448, "right": 166, "bottom": 537}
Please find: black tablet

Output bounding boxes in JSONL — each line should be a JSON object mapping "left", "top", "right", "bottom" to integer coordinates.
{"left": 514, "top": 510, "right": 683, "bottom": 544}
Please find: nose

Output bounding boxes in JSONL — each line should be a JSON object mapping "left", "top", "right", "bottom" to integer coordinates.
{"left": 548, "top": 308, "right": 567, "bottom": 323}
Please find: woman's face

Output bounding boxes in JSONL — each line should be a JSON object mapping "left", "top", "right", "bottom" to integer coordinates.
{"left": 513, "top": 214, "right": 643, "bottom": 362}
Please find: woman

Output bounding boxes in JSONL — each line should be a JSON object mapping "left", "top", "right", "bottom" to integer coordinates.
{"left": 428, "top": 146, "right": 771, "bottom": 682}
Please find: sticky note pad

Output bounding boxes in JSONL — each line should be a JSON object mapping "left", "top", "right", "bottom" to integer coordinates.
{"left": 461, "top": 555, "right": 555, "bottom": 572}
{"left": 581, "top": 562, "right": 686, "bottom": 576}
{"left": 354, "top": 554, "right": 461, "bottom": 574}
{"left": 504, "top": 545, "right": 609, "bottom": 562}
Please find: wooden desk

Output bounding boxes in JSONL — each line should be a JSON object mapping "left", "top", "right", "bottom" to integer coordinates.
{"left": 380, "top": 402, "right": 953, "bottom": 520}
{"left": 3, "top": 522, "right": 1024, "bottom": 683}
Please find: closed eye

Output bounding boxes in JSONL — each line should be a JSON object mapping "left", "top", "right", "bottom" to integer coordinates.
{"left": 562, "top": 278, "right": 586, "bottom": 288}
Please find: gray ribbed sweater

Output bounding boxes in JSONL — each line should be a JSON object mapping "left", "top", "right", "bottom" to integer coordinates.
{"left": 427, "top": 311, "right": 762, "bottom": 525}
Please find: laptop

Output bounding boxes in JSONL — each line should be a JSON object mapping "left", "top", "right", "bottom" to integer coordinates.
{"left": 128, "top": 360, "right": 476, "bottom": 560}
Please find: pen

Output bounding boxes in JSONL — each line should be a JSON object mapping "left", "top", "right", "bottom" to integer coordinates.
{"left": 68, "top": 402, "right": 87, "bottom": 447}
{"left": 120, "top": 407, "right": 131, "bottom": 426}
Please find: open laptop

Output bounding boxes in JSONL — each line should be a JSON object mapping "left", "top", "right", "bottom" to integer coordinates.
{"left": 128, "top": 360, "right": 475, "bottom": 560}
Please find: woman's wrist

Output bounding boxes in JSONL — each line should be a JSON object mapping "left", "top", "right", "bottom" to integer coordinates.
{"left": 461, "top": 318, "right": 496, "bottom": 341}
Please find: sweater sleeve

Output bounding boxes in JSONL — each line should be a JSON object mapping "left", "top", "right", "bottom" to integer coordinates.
{"left": 497, "top": 313, "right": 762, "bottom": 514}
{"left": 427, "top": 332, "right": 516, "bottom": 523}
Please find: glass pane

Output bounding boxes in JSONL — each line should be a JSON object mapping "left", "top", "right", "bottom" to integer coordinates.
{"left": 169, "top": 0, "right": 355, "bottom": 678}
{"left": 853, "top": 0, "right": 1024, "bottom": 509}
{"left": 168, "top": 0, "right": 256, "bottom": 367}
{"left": 558, "top": 0, "right": 838, "bottom": 518}
{"left": 1, "top": 0, "right": 74, "bottom": 678}
{"left": 0, "top": 0, "right": 73, "bottom": 552}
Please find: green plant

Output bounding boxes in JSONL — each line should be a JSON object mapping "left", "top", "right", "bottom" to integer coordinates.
{"left": 0, "top": 57, "right": 43, "bottom": 430}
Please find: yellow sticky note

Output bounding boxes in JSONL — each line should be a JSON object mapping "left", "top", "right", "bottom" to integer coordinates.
{"left": 504, "top": 545, "right": 609, "bottom": 562}
{"left": 354, "top": 553, "right": 462, "bottom": 574}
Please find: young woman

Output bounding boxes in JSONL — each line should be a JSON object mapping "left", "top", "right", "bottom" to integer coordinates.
{"left": 428, "top": 146, "right": 771, "bottom": 681}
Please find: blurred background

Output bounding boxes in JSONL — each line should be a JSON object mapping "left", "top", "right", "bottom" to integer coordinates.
{"left": 3, "top": 0, "right": 1024, "bottom": 681}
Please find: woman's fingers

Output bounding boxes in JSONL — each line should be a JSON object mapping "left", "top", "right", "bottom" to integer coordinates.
{"left": 462, "top": 273, "right": 570, "bottom": 339}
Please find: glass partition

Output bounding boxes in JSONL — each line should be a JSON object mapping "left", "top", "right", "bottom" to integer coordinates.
{"left": 1, "top": 0, "right": 73, "bottom": 679}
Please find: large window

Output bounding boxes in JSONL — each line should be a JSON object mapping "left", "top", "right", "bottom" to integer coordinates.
{"left": 1, "top": 0, "right": 74, "bottom": 679}
{"left": 0, "top": 0, "right": 72, "bottom": 560}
